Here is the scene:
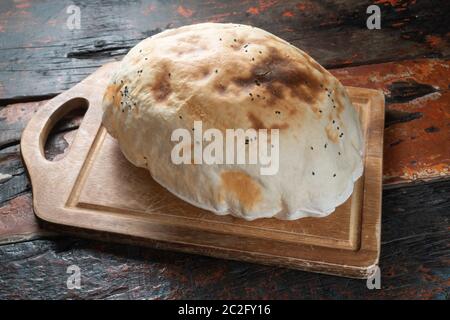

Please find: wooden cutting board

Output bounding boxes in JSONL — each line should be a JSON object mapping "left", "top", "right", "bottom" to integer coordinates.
{"left": 21, "top": 62, "right": 385, "bottom": 279}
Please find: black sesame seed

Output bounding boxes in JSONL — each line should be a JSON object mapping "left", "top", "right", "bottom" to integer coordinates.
{"left": 259, "top": 51, "right": 262, "bottom": 54}
{"left": 332, "top": 120, "right": 335, "bottom": 124}
{"left": 219, "top": 38, "right": 222, "bottom": 41}
{"left": 333, "top": 174, "right": 336, "bottom": 177}
{"left": 338, "top": 152, "right": 341, "bottom": 155}
{"left": 312, "top": 172, "right": 315, "bottom": 176}
{"left": 233, "top": 39, "right": 237, "bottom": 42}
{"left": 256, "top": 94, "right": 260, "bottom": 98}
{"left": 252, "top": 58, "right": 255, "bottom": 61}
{"left": 324, "top": 143, "right": 327, "bottom": 148}
{"left": 179, "top": 115, "right": 182, "bottom": 119}
{"left": 275, "top": 111, "right": 281, "bottom": 115}
{"left": 215, "top": 69, "right": 218, "bottom": 73}
{"left": 249, "top": 93, "right": 253, "bottom": 96}
{"left": 319, "top": 110, "right": 323, "bottom": 113}
{"left": 337, "top": 126, "right": 340, "bottom": 130}
{"left": 310, "top": 146, "right": 314, "bottom": 150}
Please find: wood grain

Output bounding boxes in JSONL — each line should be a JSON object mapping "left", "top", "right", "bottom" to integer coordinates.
{"left": 0, "top": 0, "right": 448, "bottom": 103}
{"left": 20, "top": 63, "right": 384, "bottom": 278}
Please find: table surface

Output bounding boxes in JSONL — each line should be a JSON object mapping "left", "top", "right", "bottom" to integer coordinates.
{"left": 0, "top": 0, "right": 449, "bottom": 299}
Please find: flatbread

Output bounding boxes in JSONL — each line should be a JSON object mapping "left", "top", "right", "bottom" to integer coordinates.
{"left": 102, "top": 23, "right": 364, "bottom": 220}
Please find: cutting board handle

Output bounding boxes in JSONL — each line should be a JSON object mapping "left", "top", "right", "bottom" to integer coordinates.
{"left": 21, "top": 65, "right": 112, "bottom": 180}
{"left": 23, "top": 95, "right": 87, "bottom": 171}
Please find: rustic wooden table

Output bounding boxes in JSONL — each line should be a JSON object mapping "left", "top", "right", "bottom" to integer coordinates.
{"left": 0, "top": 0, "right": 448, "bottom": 299}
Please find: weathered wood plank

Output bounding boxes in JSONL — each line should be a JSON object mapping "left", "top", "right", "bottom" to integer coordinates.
{"left": 331, "top": 59, "right": 450, "bottom": 186}
{"left": 0, "top": 99, "right": 83, "bottom": 207}
{"left": 0, "top": 151, "right": 29, "bottom": 205}
{"left": 0, "top": 100, "right": 82, "bottom": 150}
{"left": 0, "top": 193, "right": 52, "bottom": 244}
{"left": 0, "top": 101, "right": 83, "bottom": 242}
{"left": 0, "top": 0, "right": 449, "bottom": 103}
{"left": 0, "top": 178, "right": 448, "bottom": 299}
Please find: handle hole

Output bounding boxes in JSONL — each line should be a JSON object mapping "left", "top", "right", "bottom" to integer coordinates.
{"left": 44, "top": 98, "right": 88, "bottom": 161}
